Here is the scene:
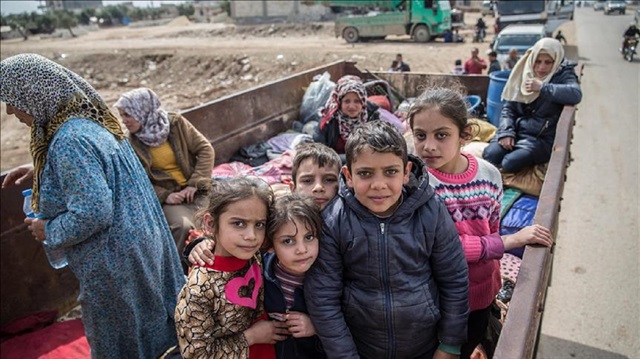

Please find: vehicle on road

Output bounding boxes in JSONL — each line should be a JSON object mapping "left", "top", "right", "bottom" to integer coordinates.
{"left": 1, "top": 60, "right": 579, "bottom": 359}
{"left": 482, "top": 0, "right": 495, "bottom": 17}
{"left": 492, "top": 24, "right": 548, "bottom": 68}
{"left": 328, "top": 0, "right": 452, "bottom": 43}
{"left": 623, "top": 38, "right": 637, "bottom": 61}
{"left": 604, "top": 0, "right": 626, "bottom": 14}
{"left": 593, "top": 0, "right": 606, "bottom": 10}
{"left": 494, "top": 0, "right": 573, "bottom": 35}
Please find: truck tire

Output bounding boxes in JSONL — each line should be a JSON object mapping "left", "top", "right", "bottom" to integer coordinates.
{"left": 413, "top": 24, "right": 431, "bottom": 43}
{"left": 343, "top": 27, "right": 359, "bottom": 43}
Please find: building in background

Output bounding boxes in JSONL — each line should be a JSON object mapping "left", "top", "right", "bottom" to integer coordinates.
{"left": 44, "top": 0, "right": 103, "bottom": 12}
{"left": 192, "top": 0, "right": 225, "bottom": 22}
{"left": 230, "top": 0, "right": 331, "bottom": 24}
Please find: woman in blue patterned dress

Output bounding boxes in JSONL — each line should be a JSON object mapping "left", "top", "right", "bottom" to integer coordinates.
{"left": 0, "top": 53, "right": 185, "bottom": 359}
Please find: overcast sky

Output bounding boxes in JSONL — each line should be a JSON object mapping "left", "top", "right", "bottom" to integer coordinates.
{"left": 1, "top": 0, "right": 188, "bottom": 15}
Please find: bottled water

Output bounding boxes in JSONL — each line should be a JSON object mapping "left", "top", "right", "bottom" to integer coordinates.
{"left": 22, "top": 189, "right": 68, "bottom": 269}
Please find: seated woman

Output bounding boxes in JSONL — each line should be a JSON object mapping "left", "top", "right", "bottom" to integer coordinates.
{"left": 114, "top": 88, "right": 214, "bottom": 260}
{"left": 483, "top": 38, "right": 582, "bottom": 173}
{"left": 313, "top": 75, "right": 380, "bottom": 160}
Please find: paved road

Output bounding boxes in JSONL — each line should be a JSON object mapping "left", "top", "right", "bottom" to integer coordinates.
{"left": 537, "top": 7, "right": 639, "bottom": 359}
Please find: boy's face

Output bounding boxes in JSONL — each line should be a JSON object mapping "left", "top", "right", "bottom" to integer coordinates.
{"left": 272, "top": 217, "right": 319, "bottom": 276}
{"left": 343, "top": 146, "right": 411, "bottom": 217}
{"left": 292, "top": 158, "right": 339, "bottom": 210}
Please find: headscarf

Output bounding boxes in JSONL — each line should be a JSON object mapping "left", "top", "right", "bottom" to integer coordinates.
{"left": 0, "top": 53, "right": 124, "bottom": 212}
{"left": 319, "top": 75, "right": 368, "bottom": 141}
{"left": 113, "top": 87, "right": 170, "bottom": 147}
{"left": 501, "top": 38, "right": 565, "bottom": 104}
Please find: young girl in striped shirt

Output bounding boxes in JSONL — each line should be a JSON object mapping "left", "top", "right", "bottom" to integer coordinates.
{"left": 408, "top": 83, "right": 553, "bottom": 359}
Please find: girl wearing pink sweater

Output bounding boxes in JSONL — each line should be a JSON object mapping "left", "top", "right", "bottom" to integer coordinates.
{"left": 408, "top": 83, "right": 553, "bottom": 359}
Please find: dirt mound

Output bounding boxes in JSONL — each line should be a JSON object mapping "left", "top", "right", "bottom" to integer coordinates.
{"left": 167, "top": 16, "right": 191, "bottom": 27}
{"left": 156, "top": 22, "right": 332, "bottom": 39}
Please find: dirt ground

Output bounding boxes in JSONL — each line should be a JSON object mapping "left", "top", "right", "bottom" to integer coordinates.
{"left": 0, "top": 13, "right": 576, "bottom": 172}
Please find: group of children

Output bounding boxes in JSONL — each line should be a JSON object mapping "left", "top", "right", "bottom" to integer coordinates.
{"left": 169, "top": 80, "right": 554, "bottom": 359}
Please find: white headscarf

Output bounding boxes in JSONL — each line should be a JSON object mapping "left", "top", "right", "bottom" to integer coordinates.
{"left": 501, "top": 38, "right": 565, "bottom": 104}
{"left": 114, "top": 87, "right": 170, "bottom": 147}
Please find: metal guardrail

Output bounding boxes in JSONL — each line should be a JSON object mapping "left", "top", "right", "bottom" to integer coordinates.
{"left": 494, "top": 105, "right": 576, "bottom": 359}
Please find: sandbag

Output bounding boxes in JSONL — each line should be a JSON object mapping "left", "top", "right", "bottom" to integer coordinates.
{"left": 502, "top": 163, "right": 547, "bottom": 197}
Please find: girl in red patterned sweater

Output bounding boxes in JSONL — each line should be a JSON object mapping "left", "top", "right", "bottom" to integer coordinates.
{"left": 408, "top": 83, "right": 553, "bottom": 359}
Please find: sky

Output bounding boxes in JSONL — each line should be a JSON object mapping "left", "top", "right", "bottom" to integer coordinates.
{"left": 0, "top": 0, "right": 188, "bottom": 15}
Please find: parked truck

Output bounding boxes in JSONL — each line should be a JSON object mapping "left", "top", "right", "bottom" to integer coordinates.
{"left": 325, "top": 0, "right": 452, "bottom": 43}
{"left": 0, "top": 61, "right": 577, "bottom": 359}
{"left": 494, "top": 0, "right": 574, "bottom": 35}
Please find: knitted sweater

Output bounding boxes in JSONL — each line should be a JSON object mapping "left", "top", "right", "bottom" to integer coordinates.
{"left": 428, "top": 153, "right": 504, "bottom": 311}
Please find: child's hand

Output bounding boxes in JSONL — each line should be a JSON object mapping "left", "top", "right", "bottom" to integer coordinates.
{"left": 166, "top": 191, "right": 185, "bottom": 205}
{"left": 243, "top": 320, "right": 290, "bottom": 345}
{"left": 433, "top": 349, "right": 459, "bottom": 359}
{"left": 504, "top": 224, "right": 553, "bottom": 251}
{"left": 180, "top": 186, "right": 197, "bottom": 204}
{"left": 285, "top": 311, "right": 316, "bottom": 338}
{"left": 188, "top": 238, "right": 216, "bottom": 266}
{"left": 498, "top": 137, "right": 515, "bottom": 151}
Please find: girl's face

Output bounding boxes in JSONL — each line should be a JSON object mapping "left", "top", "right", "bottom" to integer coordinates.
{"left": 117, "top": 108, "right": 142, "bottom": 134}
{"left": 340, "top": 92, "right": 364, "bottom": 118}
{"left": 533, "top": 53, "right": 555, "bottom": 78}
{"left": 412, "top": 108, "right": 467, "bottom": 174}
{"left": 208, "top": 195, "right": 268, "bottom": 260}
{"left": 272, "top": 217, "right": 319, "bottom": 276}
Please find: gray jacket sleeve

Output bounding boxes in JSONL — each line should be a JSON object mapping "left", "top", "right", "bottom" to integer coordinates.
{"left": 540, "top": 69, "right": 582, "bottom": 106}
{"left": 304, "top": 223, "right": 360, "bottom": 358}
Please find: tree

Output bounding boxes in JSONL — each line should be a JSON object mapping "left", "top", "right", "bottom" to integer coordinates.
{"left": 129, "top": 7, "right": 146, "bottom": 21}
{"left": 37, "top": 12, "right": 56, "bottom": 34}
{"left": 221, "top": 0, "right": 231, "bottom": 16}
{"left": 53, "top": 10, "right": 77, "bottom": 37}
{"left": 177, "top": 4, "right": 195, "bottom": 17}
{"left": 6, "top": 13, "right": 30, "bottom": 40}
{"left": 78, "top": 8, "right": 97, "bottom": 25}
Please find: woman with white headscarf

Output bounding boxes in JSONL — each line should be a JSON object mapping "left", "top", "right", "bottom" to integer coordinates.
{"left": 0, "top": 54, "right": 185, "bottom": 358}
{"left": 483, "top": 38, "right": 582, "bottom": 173}
{"left": 114, "top": 88, "right": 214, "bottom": 263}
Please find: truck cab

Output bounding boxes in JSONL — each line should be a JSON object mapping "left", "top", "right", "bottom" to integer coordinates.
{"left": 332, "top": 0, "right": 452, "bottom": 43}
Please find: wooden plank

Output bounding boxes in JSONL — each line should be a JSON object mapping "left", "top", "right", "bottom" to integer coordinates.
{"left": 494, "top": 105, "right": 576, "bottom": 359}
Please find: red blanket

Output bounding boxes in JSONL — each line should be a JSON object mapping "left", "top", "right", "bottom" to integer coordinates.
{"left": 1, "top": 318, "right": 89, "bottom": 359}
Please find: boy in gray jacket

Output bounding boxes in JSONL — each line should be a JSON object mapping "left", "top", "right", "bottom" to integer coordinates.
{"left": 305, "top": 121, "right": 469, "bottom": 358}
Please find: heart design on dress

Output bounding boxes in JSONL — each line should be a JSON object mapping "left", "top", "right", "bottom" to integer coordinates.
{"left": 225, "top": 263, "right": 263, "bottom": 309}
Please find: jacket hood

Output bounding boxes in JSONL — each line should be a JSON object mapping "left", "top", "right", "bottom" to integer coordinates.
{"left": 338, "top": 154, "right": 434, "bottom": 220}
{"left": 262, "top": 251, "right": 277, "bottom": 284}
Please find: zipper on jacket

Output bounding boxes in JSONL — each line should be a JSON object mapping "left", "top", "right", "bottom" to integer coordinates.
{"left": 536, "top": 120, "right": 549, "bottom": 138}
{"left": 379, "top": 222, "right": 395, "bottom": 358}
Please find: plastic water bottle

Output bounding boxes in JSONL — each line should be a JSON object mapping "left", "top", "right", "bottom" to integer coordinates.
{"left": 22, "top": 189, "right": 68, "bottom": 269}
{"left": 22, "top": 189, "right": 37, "bottom": 218}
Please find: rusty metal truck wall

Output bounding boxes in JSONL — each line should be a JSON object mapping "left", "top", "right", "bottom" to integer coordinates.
{"left": 180, "top": 60, "right": 362, "bottom": 165}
